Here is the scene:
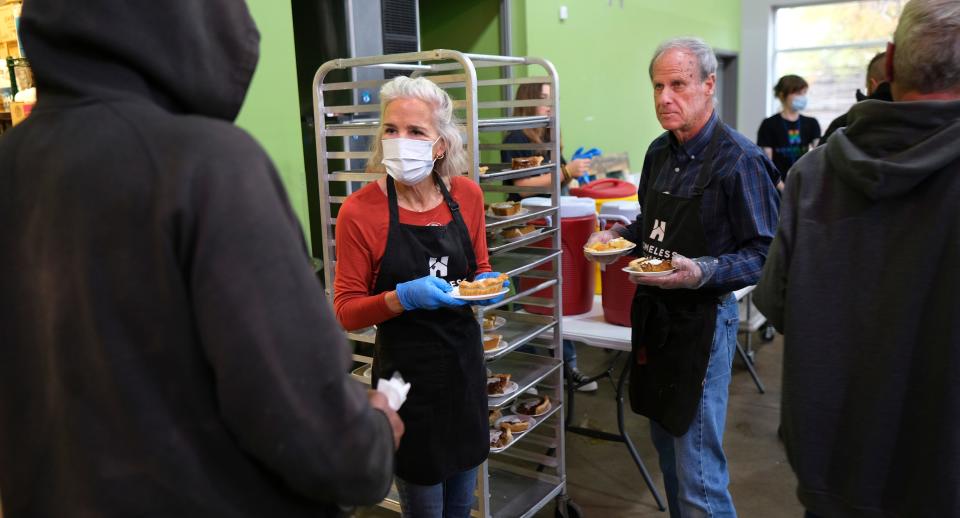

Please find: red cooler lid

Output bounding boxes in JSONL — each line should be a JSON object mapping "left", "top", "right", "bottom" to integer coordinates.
{"left": 569, "top": 178, "right": 637, "bottom": 199}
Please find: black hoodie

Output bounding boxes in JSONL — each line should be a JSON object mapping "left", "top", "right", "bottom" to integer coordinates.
{"left": 755, "top": 99, "right": 960, "bottom": 517}
{"left": 0, "top": 1, "right": 393, "bottom": 516}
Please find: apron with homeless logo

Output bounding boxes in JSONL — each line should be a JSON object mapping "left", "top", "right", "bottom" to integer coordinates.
{"left": 629, "top": 124, "right": 728, "bottom": 437}
{"left": 371, "top": 173, "right": 488, "bottom": 485}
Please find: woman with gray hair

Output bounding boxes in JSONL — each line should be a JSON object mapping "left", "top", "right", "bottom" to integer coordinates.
{"left": 334, "top": 76, "right": 506, "bottom": 517}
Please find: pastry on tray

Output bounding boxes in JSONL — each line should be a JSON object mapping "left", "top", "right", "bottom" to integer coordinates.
{"left": 478, "top": 166, "right": 489, "bottom": 175}
{"left": 628, "top": 257, "right": 674, "bottom": 272}
{"left": 490, "top": 427, "right": 513, "bottom": 449}
{"left": 489, "top": 408, "right": 502, "bottom": 426}
{"left": 459, "top": 273, "right": 508, "bottom": 296}
{"left": 482, "top": 334, "right": 503, "bottom": 351}
{"left": 511, "top": 156, "right": 544, "bottom": 169}
{"left": 586, "top": 236, "right": 634, "bottom": 252}
{"left": 482, "top": 315, "right": 500, "bottom": 330}
{"left": 490, "top": 201, "right": 521, "bottom": 216}
{"left": 501, "top": 224, "right": 537, "bottom": 239}
{"left": 487, "top": 373, "right": 512, "bottom": 395}
{"left": 498, "top": 415, "right": 531, "bottom": 433}
{"left": 516, "top": 395, "right": 550, "bottom": 415}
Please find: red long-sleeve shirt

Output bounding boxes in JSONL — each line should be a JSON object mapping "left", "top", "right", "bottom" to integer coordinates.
{"left": 333, "top": 177, "right": 491, "bottom": 331}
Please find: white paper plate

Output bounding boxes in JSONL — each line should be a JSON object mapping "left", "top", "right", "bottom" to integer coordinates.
{"left": 486, "top": 207, "right": 530, "bottom": 220}
{"left": 622, "top": 266, "right": 677, "bottom": 277}
{"left": 494, "top": 414, "right": 536, "bottom": 436}
{"left": 488, "top": 380, "right": 519, "bottom": 398}
{"left": 489, "top": 429, "right": 513, "bottom": 453}
{"left": 482, "top": 316, "right": 507, "bottom": 332}
{"left": 451, "top": 286, "right": 510, "bottom": 300}
{"left": 511, "top": 397, "right": 552, "bottom": 417}
{"left": 483, "top": 338, "right": 510, "bottom": 356}
{"left": 583, "top": 242, "right": 636, "bottom": 256}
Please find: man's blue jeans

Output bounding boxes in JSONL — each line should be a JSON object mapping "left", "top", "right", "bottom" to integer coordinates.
{"left": 650, "top": 293, "right": 739, "bottom": 518}
{"left": 396, "top": 466, "right": 478, "bottom": 518}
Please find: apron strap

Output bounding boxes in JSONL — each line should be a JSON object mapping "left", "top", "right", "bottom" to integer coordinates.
{"left": 386, "top": 175, "right": 401, "bottom": 222}
{"left": 434, "top": 172, "right": 478, "bottom": 278}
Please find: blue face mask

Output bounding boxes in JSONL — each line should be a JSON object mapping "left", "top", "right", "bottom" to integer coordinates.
{"left": 791, "top": 95, "right": 808, "bottom": 111}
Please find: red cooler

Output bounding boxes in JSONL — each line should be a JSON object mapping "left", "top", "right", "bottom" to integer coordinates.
{"left": 519, "top": 197, "right": 596, "bottom": 316}
{"left": 598, "top": 202, "right": 641, "bottom": 326}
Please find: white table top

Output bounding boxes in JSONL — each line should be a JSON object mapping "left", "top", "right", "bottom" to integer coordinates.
{"left": 560, "top": 296, "right": 632, "bottom": 351}
{"left": 561, "top": 288, "right": 756, "bottom": 352}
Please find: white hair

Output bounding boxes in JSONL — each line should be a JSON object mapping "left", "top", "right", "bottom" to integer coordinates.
{"left": 893, "top": 0, "right": 960, "bottom": 94}
{"left": 648, "top": 37, "right": 718, "bottom": 81}
{"left": 367, "top": 76, "right": 467, "bottom": 178}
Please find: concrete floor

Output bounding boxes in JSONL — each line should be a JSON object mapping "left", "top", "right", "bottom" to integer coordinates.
{"left": 533, "top": 333, "right": 802, "bottom": 518}
{"left": 360, "top": 332, "right": 803, "bottom": 518}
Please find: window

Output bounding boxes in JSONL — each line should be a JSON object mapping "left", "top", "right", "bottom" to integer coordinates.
{"left": 773, "top": 1, "right": 905, "bottom": 130}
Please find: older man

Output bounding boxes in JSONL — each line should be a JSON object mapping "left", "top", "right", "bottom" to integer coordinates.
{"left": 588, "top": 37, "right": 779, "bottom": 517}
{"left": 755, "top": 0, "right": 960, "bottom": 516}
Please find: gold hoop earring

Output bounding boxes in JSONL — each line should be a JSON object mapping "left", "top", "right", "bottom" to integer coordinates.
{"left": 436, "top": 153, "right": 445, "bottom": 160}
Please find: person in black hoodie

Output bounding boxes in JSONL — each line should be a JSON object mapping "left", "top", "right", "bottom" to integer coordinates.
{"left": 755, "top": 0, "right": 960, "bottom": 516}
{"left": 819, "top": 51, "right": 893, "bottom": 144}
{"left": 0, "top": 1, "right": 401, "bottom": 517}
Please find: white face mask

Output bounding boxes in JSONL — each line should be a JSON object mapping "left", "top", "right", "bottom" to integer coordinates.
{"left": 381, "top": 137, "right": 439, "bottom": 186}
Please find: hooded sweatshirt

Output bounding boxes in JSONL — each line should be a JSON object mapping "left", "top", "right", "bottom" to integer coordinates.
{"left": 755, "top": 99, "right": 960, "bottom": 517}
{"left": 0, "top": 1, "right": 394, "bottom": 516}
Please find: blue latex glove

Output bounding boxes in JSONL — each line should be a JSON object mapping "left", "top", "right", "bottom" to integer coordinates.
{"left": 471, "top": 272, "right": 511, "bottom": 306}
{"left": 395, "top": 275, "right": 467, "bottom": 311}
{"left": 572, "top": 147, "right": 602, "bottom": 183}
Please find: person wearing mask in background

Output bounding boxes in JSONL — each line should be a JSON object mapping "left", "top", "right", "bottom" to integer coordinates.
{"left": 820, "top": 51, "right": 893, "bottom": 144}
{"left": 586, "top": 37, "right": 780, "bottom": 518}
{"left": 500, "top": 82, "right": 591, "bottom": 200}
{"left": 500, "top": 82, "right": 598, "bottom": 392}
{"left": 757, "top": 75, "right": 822, "bottom": 186}
{"left": 0, "top": 1, "right": 402, "bottom": 517}
{"left": 755, "top": 0, "right": 960, "bottom": 516}
{"left": 335, "top": 76, "right": 507, "bottom": 518}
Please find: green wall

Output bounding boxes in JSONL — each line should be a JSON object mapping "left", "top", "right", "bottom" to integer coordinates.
{"left": 236, "top": 0, "right": 310, "bottom": 247}
{"left": 421, "top": 0, "right": 740, "bottom": 173}
{"left": 517, "top": 0, "right": 741, "bottom": 167}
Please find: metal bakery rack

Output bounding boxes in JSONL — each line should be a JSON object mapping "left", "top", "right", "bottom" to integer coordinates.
{"left": 313, "top": 50, "right": 578, "bottom": 517}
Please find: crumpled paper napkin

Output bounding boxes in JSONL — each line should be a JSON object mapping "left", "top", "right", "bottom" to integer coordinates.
{"left": 376, "top": 372, "right": 411, "bottom": 411}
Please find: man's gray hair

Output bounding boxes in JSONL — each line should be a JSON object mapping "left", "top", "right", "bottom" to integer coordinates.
{"left": 648, "top": 37, "right": 718, "bottom": 81}
{"left": 367, "top": 76, "right": 467, "bottom": 178}
{"left": 893, "top": 0, "right": 960, "bottom": 94}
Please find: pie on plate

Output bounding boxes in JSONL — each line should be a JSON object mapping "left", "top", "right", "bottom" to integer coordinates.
{"left": 459, "top": 273, "right": 508, "bottom": 296}
{"left": 501, "top": 224, "right": 537, "bottom": 239}
{"left": 628, "top": 257, "right": 674, "bottom": 272}
{"left": 490, "top": 428, "right": 513, "bottom": 449}
{"left": 482, "top": 334, "right": 502, "bottom": 351}
{"left": 514, "top": 395, "right": 551, "bottom": 416}
{"left": 490, "top": 201, "right": 521, "bottom": 216}
{"left": 496, "top": 414, "right": 532, "bottom": 433}
{"left": 585, "top": 236, "right": 635, "bottom": 253}
{"left": 487, "top": 374, "right": 512, "bottom": 395}
{"left": 511, "top": 156, "right": 544, "bottom": 169}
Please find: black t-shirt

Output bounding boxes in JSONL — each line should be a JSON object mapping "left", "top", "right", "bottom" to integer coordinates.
{"left": 756, "top": 113, "right": 821, "bottom": 179}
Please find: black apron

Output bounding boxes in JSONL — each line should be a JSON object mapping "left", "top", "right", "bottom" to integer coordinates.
{"left": 629, "top": 124, "right": 728, "bottom": 437}
{"left": 371, "top": 173, "right": 488, "bottom": 485}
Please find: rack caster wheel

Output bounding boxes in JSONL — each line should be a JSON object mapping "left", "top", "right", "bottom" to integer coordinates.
{"left": 555, "top": 498, "right": 583, "bottom": 518}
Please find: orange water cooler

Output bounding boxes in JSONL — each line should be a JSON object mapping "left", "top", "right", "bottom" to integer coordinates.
{"left": 598, "top": 201, "right": 642, "bottom": 326}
